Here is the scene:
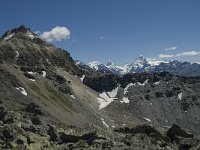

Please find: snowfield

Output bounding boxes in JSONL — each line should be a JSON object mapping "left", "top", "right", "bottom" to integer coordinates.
{"left": 97, "top": 87, "right": 118, "bottom": 109}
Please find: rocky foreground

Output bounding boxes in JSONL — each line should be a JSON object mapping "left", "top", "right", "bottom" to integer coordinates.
{"left": 1, "top": 102, "right": 200, "bottom": 149}
{"left": 0, "top": 26, "right": 200, "bottom": 149}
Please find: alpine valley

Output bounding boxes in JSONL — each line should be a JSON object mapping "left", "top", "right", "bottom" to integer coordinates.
{"left": 0, "top": 26, "right": 200, "bottom": 150}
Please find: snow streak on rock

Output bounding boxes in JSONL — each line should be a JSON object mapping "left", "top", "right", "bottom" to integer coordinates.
{"left": 16, "top": 87, "right": 27, "bottom": 96}
{"left": 101, "top": 118, "right": 109, "bottom": 128}
{"left": 178, "top": 92, "right": 182, "bottom": 100}
{"left": 80, "top": 75, "right": 85, "bottom": 82}
{"left": 4, "top": 33, "right": 15, "bottom": 40}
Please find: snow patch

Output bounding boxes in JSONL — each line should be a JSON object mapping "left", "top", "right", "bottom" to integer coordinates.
{"left": 124, "top": 83, "right": 135, "bottom": 94}
{"left": 101, "top": 118, "right": 109, "bottom": 128}
{"left": 120, "top": 97, "right": 130, "bottom": 103}
{"left": 143, "top": 117, "right": 151, "bottom": 122}
{"left": 4, "top": 33, "right": 15, "bottom": 40}
{"left": 80, "top": 75, "right": 85, "bottom": 82}
{"left": 107, "top": 87, "right": 118, "bottom": 98}
{"left": 15, "top": 51, "right": 19, "bottom": 58}
{"left": 26, "top": 32, "right": 35, "bottom": 39}
{"left": 42, "top": 71, "right": 46, "bottom": 77}
{"left": 97, "top": 87, "right": 118, "bottom": 109}
{"left": 88, "top": 61, "right": 101, "bottom": 70}
{"left": 29, "top": 79, "right": 35, "bottom": 81}
{"left": 70, "top": 95, "right": 75, "bottom": 99}
{"left": 16, "top": 87, "right": 27, "bottom": 96}
{"left": 137, "top": 80, "right": 148, "bottom": 86}
{"left": 28, "top": 71, "right": 36, "bottom": 75}
{"left": 155, "top": 81, "right": 160, "bottom": 85}
{"left": 178, "top": 92, "right": 182, "bottom": 100}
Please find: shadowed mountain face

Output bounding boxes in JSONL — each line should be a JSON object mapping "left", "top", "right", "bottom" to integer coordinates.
{"left": 0, "top": 26, "right": 200, "bottom": 149}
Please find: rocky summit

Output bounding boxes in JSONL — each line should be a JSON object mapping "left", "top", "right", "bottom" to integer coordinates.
{"left": 0, "top": 26, "right": 200, "bottom": 150}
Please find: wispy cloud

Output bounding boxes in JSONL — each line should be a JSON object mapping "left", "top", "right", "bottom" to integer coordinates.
{"left": 40, "top": 26, "right": 70, "bottom": 42}
{"left": 159, "top": 50, "right": 200, "bottom": 59}
{"left": 176, "top": 51, "right": 200, "bottom": 57}
{"left": 164, "top": 46, "right": 177, "bottom": 51}
{"left": 159, "top": 54, "right": 174, "bottom": 58}
{"left": 100, "top": 36, "right": 104, "bottom": 40}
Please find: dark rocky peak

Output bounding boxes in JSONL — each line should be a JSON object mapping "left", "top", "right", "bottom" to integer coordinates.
{"left": 1, "top": 25, "right": 29, "bottom": 38}
{"left": 137, "top": 55, "right": 145, "bottom": 60}
{"left": 0, "top": 26, "right": 80, "bottom": 76}
{"left": 169, "top": 60, "right": 185, "bottom": 66}
{"left": 14, "top": 25, "right": 31, "bottom": 33}
{"left": 106, "top": 60, "right": 114, "bottom": 66}
{"left": 135, "top": 55, "right": 146, "bottom": 62}
{"left": 131, "top": 55, "right": 148, "bottom": 67}
{"left": 0, "top": 25, "right": 40, "bottom": 43}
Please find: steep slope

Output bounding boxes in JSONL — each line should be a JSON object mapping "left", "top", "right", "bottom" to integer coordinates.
{"left": 0, "top": 25, "right": 107, "bottom": 125}
{"left": 0, "top": 26, "right": 200, "bottom": 149}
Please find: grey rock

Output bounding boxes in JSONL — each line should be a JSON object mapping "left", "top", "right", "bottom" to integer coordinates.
{"left": 3, "top": 127, "right": 13, "bottom": 140}
{"left": 47, "top": 124, "right": 58, "bottom": 142}
{"left": 25, "top": 103, "right": 43, "bottom": 115}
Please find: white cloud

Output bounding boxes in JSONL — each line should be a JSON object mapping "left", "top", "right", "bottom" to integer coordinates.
{"left": 40, "top": 26, "right": 70, "bottom": 42}
{"left": 164, "top": 46, "right": 177, "bottom": 51}
{"left": 159, "top": 54, "right": 174, "bottom": 58}
{"left": 176, "top": 51, "right": 200, "bottom": 57}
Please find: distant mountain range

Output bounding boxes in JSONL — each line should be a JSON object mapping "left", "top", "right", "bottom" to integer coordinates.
{"left": 76, "top": 56, "right": 200, "bottom": 76}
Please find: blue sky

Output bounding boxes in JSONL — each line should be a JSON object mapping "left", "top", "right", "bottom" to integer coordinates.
{"left": 1, "top": 0, "right": 200, "bottom": 64}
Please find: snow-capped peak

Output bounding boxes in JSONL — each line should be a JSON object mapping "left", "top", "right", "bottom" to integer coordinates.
{"left": 75, "top": 60, "right": 86, "bottom": 66}
{"left": 196, "top": 61, "right": 200, "bottom": 64}
{"left": 88, "top": 61, "right": 101, "bottom": 70}
{"left": 87, "top": 61, "right": 111, "bottom": 73}
{"left": 132, "top": 56, "right": 148, "bottom": 68}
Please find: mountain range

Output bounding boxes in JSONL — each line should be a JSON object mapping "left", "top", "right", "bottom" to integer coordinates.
{"left": 0, "top": 26, "right": 200, "bottom": 149}
{"left": 76, "top": 56, "right": 200, "bottom": 76}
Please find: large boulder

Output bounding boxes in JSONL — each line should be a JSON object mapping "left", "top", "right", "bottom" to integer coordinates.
{"left": 47, "top": 124, "right": 58, "bottom": 142}
{"left": 25, "top": 103, "right": 42, "bottom": 115}
{"left": 166, "top": 124, "right": 193, "bottom": 143}
{"left": 26, "top": 132, "right": 50, "bottom": 149}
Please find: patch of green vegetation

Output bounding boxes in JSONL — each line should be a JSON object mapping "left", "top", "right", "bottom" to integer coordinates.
{"left": 44, "top": 81, "right": 77, "bottom": 113}
{"left": 27, "top": 81, "right": 49, "bottom": 100}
